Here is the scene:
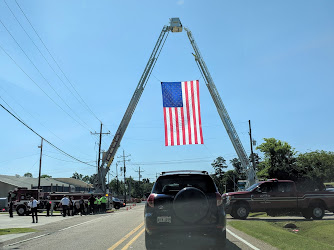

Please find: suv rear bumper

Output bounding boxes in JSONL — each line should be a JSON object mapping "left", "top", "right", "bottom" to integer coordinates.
{"left": 145, "top": 210, "right": 226, "bottom": 236}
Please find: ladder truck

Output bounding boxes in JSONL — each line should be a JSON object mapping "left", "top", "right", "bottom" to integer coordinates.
{"left": 95, "top": 18, "right": 256, "bottom": 193}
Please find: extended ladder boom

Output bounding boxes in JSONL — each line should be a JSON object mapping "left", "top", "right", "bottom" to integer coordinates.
{"left": 95, "top": 25, "right": 171, "bottom": 192}
{"left": 184, "top": 27, "right": 256, "bottom": 187}
{"left": 95, "top": 18, "right": 256, "bottom": 193}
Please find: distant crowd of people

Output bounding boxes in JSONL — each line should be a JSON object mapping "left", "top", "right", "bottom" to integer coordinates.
{"left": 59, "top": 194, "right": 107, "bottom": 217}
{"left": 7, "top": 193, "right": 109, "bottom": 223}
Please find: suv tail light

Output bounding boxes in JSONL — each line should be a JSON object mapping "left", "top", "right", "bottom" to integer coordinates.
{"left": 216, "top": 192, "right": 223, "bottom": 206}
{"left": 147, "top": 194, "right": 156, "bottom": 208}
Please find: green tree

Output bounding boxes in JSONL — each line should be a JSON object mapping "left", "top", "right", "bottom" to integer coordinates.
{"left": 230, "top": 158, "right": 246, "bottom": 180}
{"left": 256, "top": 138, "right": 298, "bottom": 180}
{"left": 222, "top": 170, "right": 239, "bottom": 192}
{"left": 24, "top": 172, "right": 33, "bottom": 177}
{"left": 82, "top": 175, "right": 91, "bottom": 183}
{"left": 296, "top": 150, "right": 334, "bottom": 190}
{"left": 40, "top": 174, "right": 52, "bottom": 178}
{"left": 211, "top": 156, "right": 228, "bottom": 193}
{"left": 71, "top": 172, "right": 83, "bottom": 180}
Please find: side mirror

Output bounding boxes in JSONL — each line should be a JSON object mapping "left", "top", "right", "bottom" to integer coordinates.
{"left": 255, "top": 188, "right": 262, "bottom": 193}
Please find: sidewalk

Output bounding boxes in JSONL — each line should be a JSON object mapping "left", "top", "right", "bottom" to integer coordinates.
{"left": 0, "top": 213, "right": 75, "bottom": 244}
{"left": 0, "top": 213, "right": 75, "bottom": 229}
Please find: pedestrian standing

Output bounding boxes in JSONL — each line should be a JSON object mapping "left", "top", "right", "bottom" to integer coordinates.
{"left": 79, "top": 196, "right": 85, "bottom": 216}
{"left": 46, "top": 197, "right": 51, "bottom": 217}
{"left": 28, "top": 197, "right": 39, "bottom": 223}
{"left": 8, "top": 200, "right": 13, "bottom": 218}
{"left": 97, "top": 195, "right": 101, "bottom": 214}
{"left": 88, "top": 194, "right": 95, "bottom": 215}
{"left": 60, "top": 195, "right": 70, "bottom": 217}
{"left": 101, "top": 196, "right": 107, "bottom": 213}
{"left": 68, "top": 196, "right": 73, "bottom": 216}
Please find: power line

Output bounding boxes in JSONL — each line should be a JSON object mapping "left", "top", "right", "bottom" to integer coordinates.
{"left": 0, "top": 87, "right": 64, "bottom": 142}
{"left": 14, "top": 0, "right": 103, "bottom": 124}
{"left": 0, "top": 42, "right": 91, "bottom": 132}
{"left": 44, "top": 154, "right": 94, "bottom": 164}
{"left": 4, "top": 0, "right": 103, "bottom": 126}
{"left": 0, "top": 96, "right": 23, "bottom": 121}
{"left": 0, "top": 18, "right": 94, "bottom": 132}
{"left": 0, "top": 102, "right": 95, "bottom": 167}
{"left": 0, "top": 153, "right": 39, "bottom": 164}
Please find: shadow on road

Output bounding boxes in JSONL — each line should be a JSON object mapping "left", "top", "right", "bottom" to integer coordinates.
{"left": 147, "top": 235, "right": 241, "bottom": 250}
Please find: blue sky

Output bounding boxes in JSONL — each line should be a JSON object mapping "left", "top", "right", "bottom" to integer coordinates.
{"left": 0, "top": 0, "right": 334, "bottom": 182}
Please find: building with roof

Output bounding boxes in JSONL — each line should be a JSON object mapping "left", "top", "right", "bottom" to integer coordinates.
{"left": 54, "top": 178, "right": 93, "bottom": 192}
{"left": 0, "top": 175, "right": 76, "bottom": 197}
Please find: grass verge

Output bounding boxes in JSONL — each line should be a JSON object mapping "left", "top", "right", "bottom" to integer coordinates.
{"left": 228, "top": 220, "right": 334, "bottom": 250}
{"left": 0, "top": 228, "right": 37, "bottom": 235}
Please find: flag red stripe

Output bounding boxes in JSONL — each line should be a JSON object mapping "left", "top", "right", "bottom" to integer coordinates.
{"left": 175, "top": 108, "right": 180, "bottom": 145}
{"left": 184, "top": 82, "right": 192, "bottom": 144}
{"left": 163, "top": 108, "right": 168, "bottom": 146}
{"left": 191, "top": 81, "right": 198, "bottom": 144}
{"left": 181, "top": 107, "right": 186, "bottom": 145}
{"left": 196, "top": 80, "right": 204, "bottom": 144}
{"left": 169, "top": 108, "right": 174, "bottom": 146}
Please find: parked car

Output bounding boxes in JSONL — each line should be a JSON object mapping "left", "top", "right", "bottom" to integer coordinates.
{"left": 112, "top": 197, "right": 125, "bottom": 209}
{"left": 144, "top": 170, "right": 226, "bottom": 249}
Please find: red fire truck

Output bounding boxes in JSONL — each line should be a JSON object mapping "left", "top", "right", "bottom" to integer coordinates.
{"left": 8, "top": 187, "right": 105, "bottom": 215}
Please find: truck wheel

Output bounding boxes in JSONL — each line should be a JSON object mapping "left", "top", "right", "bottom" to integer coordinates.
{"left": 233, "top": 203, "right": 249, "bottom": 220}
{"left": 230, "top": 211, "right": 237, "bottom": 219}
{"left": 301, "top": 209, "right": 312, "bottom": 219}
{"left": 310, "top": 205, "right": 324, "bottom": 220}
{"left": 16, "top": 205, "right": 26, "bottom": 216}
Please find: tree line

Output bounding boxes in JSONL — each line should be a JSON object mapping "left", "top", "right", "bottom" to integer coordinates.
{"left": 211, "top": 137, "right": 334, "bottom": 193}
{"left": 22, "top": 137, "right": 334, "bottom": 196}
{"left": 71, "top": 172, "right": 153, "bottom": 198}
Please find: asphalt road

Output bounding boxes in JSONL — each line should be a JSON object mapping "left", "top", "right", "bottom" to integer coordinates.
{"left": 1, "top": 203, "right": 277, "bottom": 250}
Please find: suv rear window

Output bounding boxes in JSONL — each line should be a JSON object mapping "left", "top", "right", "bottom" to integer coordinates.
{"left": 152, "top": 174, "right": 217, "bottom": 194}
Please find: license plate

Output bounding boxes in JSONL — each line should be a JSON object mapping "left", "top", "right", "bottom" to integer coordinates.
{"left": 157, "top": 216, "right": 171, "bottom": 223}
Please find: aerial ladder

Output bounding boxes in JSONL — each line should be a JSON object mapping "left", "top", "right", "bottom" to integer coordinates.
{"left": 95, "top": 18, "right": 256, "bottom": 193}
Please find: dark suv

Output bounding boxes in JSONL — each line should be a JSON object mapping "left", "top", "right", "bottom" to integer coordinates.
{"left": 145, "top": 170, "right": 226, "bottom": 249}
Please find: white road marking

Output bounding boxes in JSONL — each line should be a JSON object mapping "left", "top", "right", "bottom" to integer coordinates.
{"left": 227, "top": 229, "right": 260, "bottom": 250}
{"left": 4, "top": 233, "right": 51, "bottom": 247}
{"left": 3, "top": 213, "right": 118, "bottom": 248}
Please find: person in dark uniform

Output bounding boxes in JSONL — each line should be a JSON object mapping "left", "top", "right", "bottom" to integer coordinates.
{"left": 9, "top": 200, "right": 13, "bottom": 218}
{"left": 46, "top": 197, "right": 51, "bottom": 217}
{"left": 88, "top": 194, "right": 95, "bottom": 215}
{"left": 79, "top": 196, "right": 85, "bottom": 216}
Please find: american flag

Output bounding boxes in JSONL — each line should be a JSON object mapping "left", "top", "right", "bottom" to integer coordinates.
{"left": 161, "top": 80, "right": 204, "bottom": 146}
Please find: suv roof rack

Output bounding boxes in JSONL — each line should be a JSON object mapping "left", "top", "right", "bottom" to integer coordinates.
{"left": 160, "top": 170, "right": 208, "bottom": 176}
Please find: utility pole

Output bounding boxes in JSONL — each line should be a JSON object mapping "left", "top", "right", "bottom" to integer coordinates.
{"left": 91, "top": 123, "right": 110, "bottom": 191}
{"left": 91, "top": 123, "right": 111, "bottom": 169}
{"left": 135, "top": 166, "right": 144, "bottom": 183}
{"left": 116, "top": 162, "right": 119, "bottom": 195}
{"left": 117, "top": 150, "right": 130, "bottom": 204}
{"left": 248, "top": 120, "right": 256, "bottom": 172}
{"left": 37, "top": 138, "right": 43, "bottom": 190}
{"left": 135, "top": 166, "right": 144, "bottom": 198}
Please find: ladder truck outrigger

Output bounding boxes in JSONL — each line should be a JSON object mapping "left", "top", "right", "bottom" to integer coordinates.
{"left": 95, "top": 18, "right": 257, "bottom": 194}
